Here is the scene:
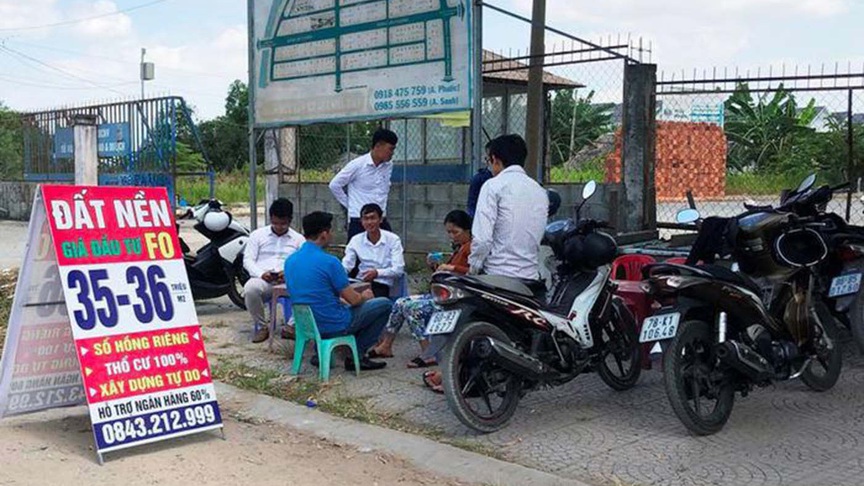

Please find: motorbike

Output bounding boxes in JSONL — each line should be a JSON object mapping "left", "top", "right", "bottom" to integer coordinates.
{"left": 427, "top": 181, "right": 642, "bottom": 433}
{"left": 178, "top": 200, "right": 250, "bottom": 310}
{"left": 755, "top": 175, "right": 864, "bottom": 352}
{"left": 641, "top": 200, "right": 843, "bottom": 435}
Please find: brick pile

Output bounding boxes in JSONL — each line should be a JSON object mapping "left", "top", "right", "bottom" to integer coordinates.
{"left": 605, "top": 121, "right": 727, "bottom": 200}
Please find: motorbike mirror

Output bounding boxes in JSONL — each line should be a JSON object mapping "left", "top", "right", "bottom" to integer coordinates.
{"left": 582, "top": 180, "right": 597, "bottom": 200}
{"left": 676, "top": 208, "right": 701, "bottom": 224}
{"left": 796, "top": 173, "right": 817, "bottom": 194}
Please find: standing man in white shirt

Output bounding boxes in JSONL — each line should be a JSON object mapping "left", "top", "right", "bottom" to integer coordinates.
{"left": 244, "top": 198, "right": 304, "bottom": 343}
{"left": 329, "top": 128, "right": 398, "bottom": 240}
{"left": 469, "top": 134, "right": 549, "bottom": 279}
{"left": 342, "top": 203, "right": 405, "bottom": 298}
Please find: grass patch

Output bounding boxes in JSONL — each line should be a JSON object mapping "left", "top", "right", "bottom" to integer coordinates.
{"left": 550, "top": 157, "right": 606, "bottom": 183}
{"left": 726, "top": 171, "right": 812, "bottom": 196}
{"left": 175, "top": 168, "right": 334, "bottom": 206}
{"left": 0, "top": 269, "right": 17, "bottom": 355}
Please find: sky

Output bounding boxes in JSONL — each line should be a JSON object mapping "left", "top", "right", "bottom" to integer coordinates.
{"left": 0, "top": 0, "right": 862, "bottom": 120}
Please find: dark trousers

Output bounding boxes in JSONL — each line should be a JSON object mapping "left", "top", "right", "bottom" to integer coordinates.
{"left": 347, "top": 217, "right": 391, "bottom": 241}
{"left": 370, "top": 281, "right": 391, "bottom": 299}
{"left": 321, "top": 297, "right": 393, "bottom": 353}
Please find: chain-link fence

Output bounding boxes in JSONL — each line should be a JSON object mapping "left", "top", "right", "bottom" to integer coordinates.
{"left": 656, "top": 69, "right": 864, "bottom": 226}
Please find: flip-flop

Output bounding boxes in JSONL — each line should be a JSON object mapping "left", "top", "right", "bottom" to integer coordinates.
{"left": 367, "top": 349, "right": 394, "bottom": 359}
{"left": 421, "top": 371, "right": 444, "bottom": 394}
{"left": 407, "top": 357, "right": 437, "bottom": 368}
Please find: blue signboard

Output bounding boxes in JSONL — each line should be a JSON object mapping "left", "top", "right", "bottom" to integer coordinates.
{"left": 53, "top": 123, "right": 132, "bottom": 159}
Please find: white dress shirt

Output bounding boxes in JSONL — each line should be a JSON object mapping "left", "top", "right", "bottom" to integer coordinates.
{"left": 469, "top": 165, "right": 549, "bottom": 279}
{"left": 328, "top": 152, "right": 393, "bottom": 218}
{"left": 342, "top": 230, "right": 405, "bottom": 289}
{"left": 243, "top": 226, "right": 304, "bottom": 279}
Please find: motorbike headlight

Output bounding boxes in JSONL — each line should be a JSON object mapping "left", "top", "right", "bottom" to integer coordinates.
{"left": 431, "top": 284, "right": 465, "bottom": 304}
{"left": 665, "top": 276, "right": 685, "bottom": 289}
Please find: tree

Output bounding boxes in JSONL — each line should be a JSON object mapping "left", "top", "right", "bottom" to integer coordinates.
{"left": 724, "top": 83, "right": 818, "bottom": 173}
{"left": 549, "top": 90, "right": 614, "bottom": 167}
{"left": 0, "top": 102, "right": 23, "bottom": 180}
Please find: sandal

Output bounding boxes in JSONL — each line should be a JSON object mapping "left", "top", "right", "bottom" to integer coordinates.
{"left": 407, "top": 356, "right": 437, "bottom": 368}
{"left": 367, "top": 349, "right": 394, "bottom": 359}
{"left": 422, "top": 371, "right": 444, "bottom": 395}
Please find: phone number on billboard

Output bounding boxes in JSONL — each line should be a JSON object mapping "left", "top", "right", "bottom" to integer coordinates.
{"left": 99, "top": 403, "right": 218, "bottom": 446}
{"left": 373, "top": 98, "right": 430, "bottom": 112}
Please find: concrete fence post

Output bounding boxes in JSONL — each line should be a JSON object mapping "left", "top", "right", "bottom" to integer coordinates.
{"left": 620, "top": 63, "right": 657, "bottom": 234}
{"left": 72, "top": 114, "right": 99, "bottom": 186}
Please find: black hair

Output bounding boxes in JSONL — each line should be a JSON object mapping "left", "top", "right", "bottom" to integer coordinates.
{"left": 269, "top": 198, "right": 294, "bottom": 221}
{"left": 485, "top": 134, "right": 527, "bottom": 168}
{"left": 372, "top": 128, "right": 398, "bottom": 147}
{"left": 443, "top": 209, "right": 472, "bottom": 232}
{"left": 360, "top": 203, "right": 383, "bottom": 218}
{"left": 302, "top": 211, "right": 333, "bottom": 239}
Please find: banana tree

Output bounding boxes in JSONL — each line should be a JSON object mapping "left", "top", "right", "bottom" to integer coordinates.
{"left": 724, "top": 83, "right": 818, "bottom": 173}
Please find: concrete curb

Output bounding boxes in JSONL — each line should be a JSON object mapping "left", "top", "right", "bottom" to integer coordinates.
{"left": 215, "top": 381, "right": 590, "bottom": 486}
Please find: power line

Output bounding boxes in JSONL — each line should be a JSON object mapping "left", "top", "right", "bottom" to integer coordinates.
{"left": 0, "top": 0, "right": 170, "bottom": 32}
{"left": 4, "top": 39, "right": 241, "bottom": 79}
{"left": 0, "top": 74, "right": 137, "bottom": 90}
{"left": 0, "top": 45, "right": 129, "bottom": 96}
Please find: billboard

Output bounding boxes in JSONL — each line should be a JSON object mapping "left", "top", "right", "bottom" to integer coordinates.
{"left": 250, "top": 0, "right": 474, "bottom": 126}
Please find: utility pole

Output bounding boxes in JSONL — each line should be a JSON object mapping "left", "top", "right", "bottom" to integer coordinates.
{"left": 140, "top": 48, "right": 154, "bottom": 99}
{"left": 524, "top": 0, "right": 546, "bottom": 181}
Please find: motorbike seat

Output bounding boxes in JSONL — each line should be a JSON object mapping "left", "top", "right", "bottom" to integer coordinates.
{"left": 696, "top": 264, "right": 763, "bottom": 295}
{"left": 472, "top": 275, "right": 547, "bottom": 299}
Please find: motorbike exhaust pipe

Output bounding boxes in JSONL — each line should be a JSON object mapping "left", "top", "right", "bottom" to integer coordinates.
{"left": 715, "top": 341, "right": 773, "bottom": 382}
{"left": 475, "top": 337, "right": 559, "bottom": 382}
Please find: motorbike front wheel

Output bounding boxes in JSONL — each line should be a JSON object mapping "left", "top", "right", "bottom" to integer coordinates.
{"left": 441, "top": 321, "right": 523, "bottom": 433}
{"left": 664, "top": 320, "right": 735, "bottom": 436}
{"left": 596, "top": 299, "right": 642, "bottom": 391}
{"left": 226, "top": 258, "right": 249, "bottom": 310}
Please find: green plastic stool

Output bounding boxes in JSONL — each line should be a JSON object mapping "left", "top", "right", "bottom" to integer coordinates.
{"left": 291, "top": 305, "right": 360, "bottom": 381}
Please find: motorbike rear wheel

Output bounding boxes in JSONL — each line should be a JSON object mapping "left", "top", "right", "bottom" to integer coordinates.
{"left": 442, "top": 321, "right": 523, "bottom": 433}
{"left": 596, "top": 299, "right": 642, "bottom": 391}
{"left": 226, "top": 258, "right": 249, "bottom": 310}
{"left": 800, "top": 303, "right": 842, "bottom": 392}
{"left": 664, "top": 320, "right": 735, "bottom": 436}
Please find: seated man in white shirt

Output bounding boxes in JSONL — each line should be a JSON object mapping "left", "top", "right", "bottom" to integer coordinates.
{"left": 243, "top": 198, "right": 304, "bottom": 343}
{"left": 342, "top": 203, "right": 405, "bottom": 298}
{"left": 469, "top": 134, "right": 549, "bottom": 280}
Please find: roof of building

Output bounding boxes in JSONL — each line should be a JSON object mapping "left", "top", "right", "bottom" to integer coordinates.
{"left": 481, "top": 50, "right": 583, "bottom": 90}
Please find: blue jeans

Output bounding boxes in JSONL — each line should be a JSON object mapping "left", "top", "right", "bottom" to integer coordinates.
{"left": 322, "top": 297, "right": 392, "bottom": 354}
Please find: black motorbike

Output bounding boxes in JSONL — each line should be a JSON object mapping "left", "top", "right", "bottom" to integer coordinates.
{"left": 178, "top": 200, "right": 250, "bottom": 310}
{"left": 642, "top": 203, "right": 843, "bottom": 435}
{"left": 764, "top": 175, "right": 864, "bottom": 352}
{"left": 427, "top": 182, "right": 642, "bottom": 433}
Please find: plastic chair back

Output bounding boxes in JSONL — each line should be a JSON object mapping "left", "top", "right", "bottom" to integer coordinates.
{"left": 611, "top": 254, "right": 656, "bottom": 281}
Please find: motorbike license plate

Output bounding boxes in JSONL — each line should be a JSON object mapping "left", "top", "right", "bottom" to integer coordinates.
{"left": 829, "top": 273, "right": 862, "bottom": 298}
{"left": 639, "top": 313, "right": 681, "bottom": 343}
{"left": 425, "top": 310, "right": 462, "bottom": 335}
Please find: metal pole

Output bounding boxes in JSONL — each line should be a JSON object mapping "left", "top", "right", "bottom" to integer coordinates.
{"left": 140, "top": 48, "right": 145, "bottom": 100}
{"left": 525, "top": 0, "right": 547, "bottom": 180}
{"left": 847, "top": 88, "right": 854, "bottom": 222}
{"left": 247, "top": 0, "right": 258, "bottom": 230}
{"left": 470, "top": 0, "right": 483, "bottom": 175}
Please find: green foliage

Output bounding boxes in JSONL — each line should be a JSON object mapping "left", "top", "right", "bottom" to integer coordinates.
{"left": 0, "top": 103, "right": 23, "bottom": 180}
{"left": 549, "top": 90, "right": 615, "bottom": 167}
{"left": 175, "top": 141, "right": 206, "bottom": 172}
{"left": 724, "top": 83, "right": 819, "bottom": 173}
{"left": 549, "top": 155, "right": 606, "bottom": 183}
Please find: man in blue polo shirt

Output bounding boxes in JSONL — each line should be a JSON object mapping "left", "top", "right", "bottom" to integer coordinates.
{"left": 285, "top": 211, "right": 391, "bottom": 370}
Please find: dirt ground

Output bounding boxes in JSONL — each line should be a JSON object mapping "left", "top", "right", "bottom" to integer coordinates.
{"left": 0, "top": 407, "right": 471, "bottom": 486}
